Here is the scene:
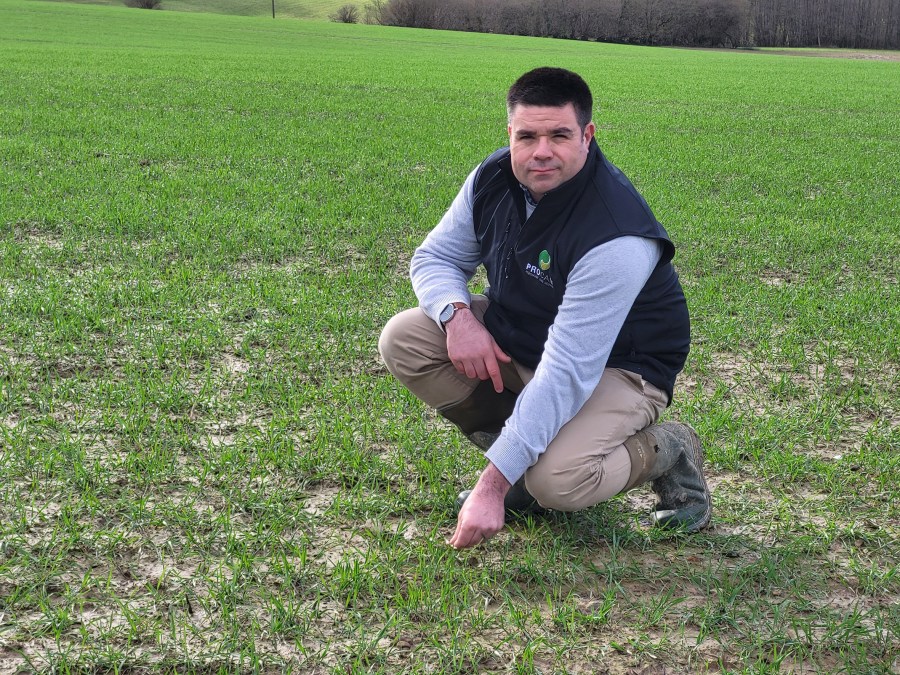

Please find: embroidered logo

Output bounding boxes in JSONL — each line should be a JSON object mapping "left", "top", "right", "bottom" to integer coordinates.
{"left": 538, "top": 250, "right": 551, "bottom": 271}
{"left": 525, "top": 250, "right": 554, "bottom": 288}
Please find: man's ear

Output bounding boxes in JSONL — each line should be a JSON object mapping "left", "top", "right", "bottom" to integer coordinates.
{"left": 584, "top": 121, "right": 596, "bottom": 144}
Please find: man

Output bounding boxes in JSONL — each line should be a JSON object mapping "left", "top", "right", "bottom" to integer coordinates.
{"left": 379, "top": 67, "right": 711, "bottom": 550}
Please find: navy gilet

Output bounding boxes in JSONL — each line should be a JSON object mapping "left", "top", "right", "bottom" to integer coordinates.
{"left": 472, "top": 138, "right": 690, "bottom": 400}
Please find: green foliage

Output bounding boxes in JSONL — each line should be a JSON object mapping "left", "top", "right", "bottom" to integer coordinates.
{"left": 1, "top": 0, "right": 898, "bottom": 672}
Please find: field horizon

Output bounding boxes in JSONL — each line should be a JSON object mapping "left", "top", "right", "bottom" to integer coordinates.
{"left": 33, "top": 0, "right": 900, "bottom": 54}
{"left": 36, "top": 0, "right": 349, "bottom": 21}
{"left": 1, "top": 0, "right": 898, "bottom": 672}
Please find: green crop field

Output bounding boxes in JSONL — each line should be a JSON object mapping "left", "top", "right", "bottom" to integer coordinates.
{"left": 1, "top": 0, "right": 898, "bottom": 672}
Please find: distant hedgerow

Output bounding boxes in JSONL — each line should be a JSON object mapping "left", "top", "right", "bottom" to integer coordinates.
{"left": 125, "top": 0, "right": 162, "bottom": 8}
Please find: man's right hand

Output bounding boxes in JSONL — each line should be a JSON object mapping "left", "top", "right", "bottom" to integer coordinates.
{"left": 445, "top": 308, "right": 511, "bottom": 393}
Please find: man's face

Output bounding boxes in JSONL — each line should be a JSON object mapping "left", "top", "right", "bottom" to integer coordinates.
{"left": 508, "top": 103, "right": 595, "bottom": 202}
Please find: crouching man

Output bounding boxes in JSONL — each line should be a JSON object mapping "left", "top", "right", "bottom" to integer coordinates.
{"left": 379, "top": 67, "right": 711, "bottom": 549}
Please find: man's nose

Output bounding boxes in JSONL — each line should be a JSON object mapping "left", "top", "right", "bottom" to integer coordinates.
{"left": 534, "top": 136, "right": 553, "bottom": 158}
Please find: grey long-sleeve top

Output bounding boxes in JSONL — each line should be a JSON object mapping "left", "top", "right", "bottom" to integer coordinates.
{"left": 411, "top": 167, "right": 662, "bottom": 485}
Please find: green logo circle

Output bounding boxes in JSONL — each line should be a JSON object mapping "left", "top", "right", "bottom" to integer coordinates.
{"left": 538, "top": 250, "right": 551, "bottom": 271}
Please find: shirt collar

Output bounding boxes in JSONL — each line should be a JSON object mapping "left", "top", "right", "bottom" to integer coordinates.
{"left": 519, "top": 184, "right": 538, "bottom": 219}
{"left": 520, "top": 184, "right": 539, "bottom": 208}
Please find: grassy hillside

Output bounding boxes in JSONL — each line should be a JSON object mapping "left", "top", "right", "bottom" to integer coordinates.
{"left": 2, "top": 0, "right": 898, "bottom": 672}
{"left": 38, "top": 0, "right": 351, "bottom": 21}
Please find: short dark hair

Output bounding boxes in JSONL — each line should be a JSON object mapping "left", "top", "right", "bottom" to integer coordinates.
{"left": 506, "top": 67, "right": 593, "bottom": 129}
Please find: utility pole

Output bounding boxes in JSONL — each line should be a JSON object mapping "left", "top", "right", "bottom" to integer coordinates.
{"left": 271, "top": 0, "right": 275, "bottom": 18}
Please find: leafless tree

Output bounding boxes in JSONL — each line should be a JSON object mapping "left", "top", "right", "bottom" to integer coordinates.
{"left": 330, "top": 4, "right": 360, "bottom": 23}
{"left": 382, "top": 0, "right": 440, "bottom": 27}
{"left": 751, "top": 0, "right": 898, "bottom": 48}
{"left": 363, "top": 0, "right": 387, "bottom": 24}
{"left": 375, "top": 0, "right": 898, "bottom": 48}
{"left": 125, "top": 0, "right": 162, "bottom": 8}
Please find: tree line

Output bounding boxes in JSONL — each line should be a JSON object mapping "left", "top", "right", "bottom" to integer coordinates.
{"left": 341, "top": 0, "right": 899, "bottom": 49}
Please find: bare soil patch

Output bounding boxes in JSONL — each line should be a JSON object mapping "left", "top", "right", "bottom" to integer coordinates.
{"left": 759, "top": 49, "right": 900, "bottom": 61}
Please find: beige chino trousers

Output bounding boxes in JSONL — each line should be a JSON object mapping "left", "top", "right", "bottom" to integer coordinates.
{"left": 379, "top": 295, "right": 669, "bottom": 511}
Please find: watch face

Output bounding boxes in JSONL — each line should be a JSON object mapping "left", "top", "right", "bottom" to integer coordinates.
{"left": 440, "top": 305, "right": 454, "bottom": 323}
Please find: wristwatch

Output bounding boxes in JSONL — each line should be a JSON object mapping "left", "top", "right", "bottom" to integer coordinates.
{"left": 439, "top": 302, "right": 469, "bottom": 326}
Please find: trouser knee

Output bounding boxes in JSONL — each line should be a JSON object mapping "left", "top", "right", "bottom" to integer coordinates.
{"left": 524, "top": 443, "right": 632, "bottom": 512}
{"left": 524, "top": 469, "right": 585, "bottom": 512}
{"left": 378, "top": 313, "right": 403, "bottom": 378}
{"left": 379, "top": 308, "right": 478, "bottom": 411}
{"left": 378, "top": 309, "right": 429, "bottom": 383}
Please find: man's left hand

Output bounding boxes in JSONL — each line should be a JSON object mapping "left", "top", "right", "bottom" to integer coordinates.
{"left": 448, "top": 463, "right": 510, "bottom": 549}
